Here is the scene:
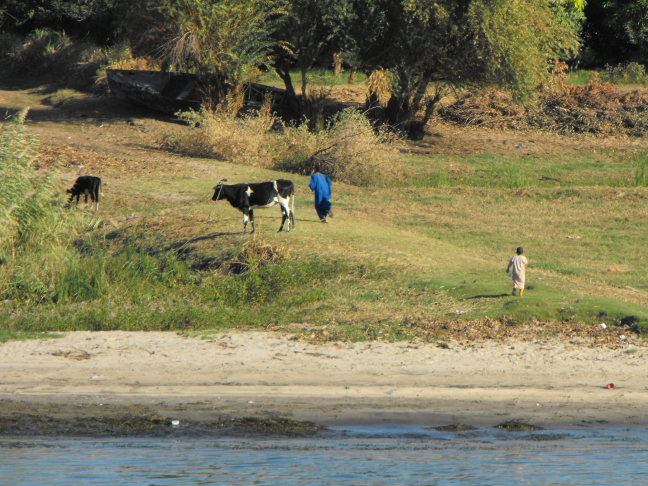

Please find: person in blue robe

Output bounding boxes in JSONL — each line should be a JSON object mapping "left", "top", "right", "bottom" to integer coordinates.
{"left": 309, "top": 167, "right": 333, "bottom": 223}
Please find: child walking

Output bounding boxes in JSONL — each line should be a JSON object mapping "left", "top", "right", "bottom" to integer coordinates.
{"left": 507, "top": 247, "right": 528, "bottom": 296}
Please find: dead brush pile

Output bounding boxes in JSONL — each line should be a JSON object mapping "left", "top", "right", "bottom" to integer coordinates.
{"left": 533, "top": 77, "right": 648, "bottom": 136}
{"left": 225, "top": 239, "right": 286, "bottom": 275}
{"left": 439, "top": 77, "right": 648, "bottom": 137}
{"left": 438, "top": 89, "right": 528, "bottom": 129}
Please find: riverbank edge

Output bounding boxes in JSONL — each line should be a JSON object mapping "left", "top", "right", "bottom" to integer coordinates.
{"left": 2, "top": 391, "right": 647, "bottom": 437}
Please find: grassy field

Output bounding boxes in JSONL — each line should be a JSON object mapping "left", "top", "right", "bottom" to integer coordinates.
{"left": 0, "top": 85, "right": 647, "bottom": 340}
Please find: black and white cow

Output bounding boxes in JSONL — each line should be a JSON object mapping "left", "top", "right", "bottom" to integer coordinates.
{"left": 211, "top": 179, "right": 295, "bottom": 233}
{"left": 66, "top": 175, "right": 102, "bottom": 210}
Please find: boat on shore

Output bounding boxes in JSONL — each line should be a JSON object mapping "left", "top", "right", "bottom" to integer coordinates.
{"left": 106, "top": 69, "right": 287, "bottom": 115}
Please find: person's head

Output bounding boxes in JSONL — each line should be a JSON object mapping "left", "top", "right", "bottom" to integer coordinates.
{"left": 516, "top": 246, "right": 524, "bottom": 255}
{"left": 311, "top": 164, "right": 321, "bottom": 174}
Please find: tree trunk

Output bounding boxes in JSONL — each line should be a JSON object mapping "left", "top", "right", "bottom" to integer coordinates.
{"left": 300, "top": 68, "right": 308, "bottom": 97}
{"left": 333, "top": 52, "right": 343, "bottom": 76}
{"left": 275, "top": 68, "right": 300, "bottom": 116}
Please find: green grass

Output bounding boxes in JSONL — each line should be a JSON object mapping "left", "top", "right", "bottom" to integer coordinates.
{"left": 1, "top": 89, "right": 648, "bottom": 342}
{"left": 405, "top": 151, "right": 643, "bottom": 188}
{"left": 257, "top": 68, "right": 367, "bottom": 88}
{"left": 568, "top": 68, "right": 648, "bottom": 87}
{"left": 0, "top": 330, "right": 64, "bottom": 343}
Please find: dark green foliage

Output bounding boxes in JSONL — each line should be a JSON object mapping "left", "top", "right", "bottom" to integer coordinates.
{"left": 584, "top": 0, "right": 648, "bottom": 66}
{"left": 0, "top": 0, "right": 131, "bottom": 44}
{"left": 339, "top": 0, "right": 581, "bottom": 135}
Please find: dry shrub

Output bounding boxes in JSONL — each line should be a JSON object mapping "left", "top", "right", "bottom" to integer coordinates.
{"left": 276, "top": 108, "right": 403, "bottom": 186}
{"left": 314, "top": 109, "right": 403, "bottom": 186}
{"left": 366, "top": 68, "right": 392, "bottom": 106}
{"left": 93, "top": 46, "right": 161, "bottom": 91}
{"left": 169, "top": 105, "right": 403, "bottom": 187}
{"left": 439, "top": 73, "right": 648, "bottom": 137}
{"left": 165, "top": 93, "right": 279, "bottom": 165}
{"left": 226, "top": 239, "right": 286, "bottom": 274}
{"left": 534, "top": 73, "right": 648, "bottom": 136}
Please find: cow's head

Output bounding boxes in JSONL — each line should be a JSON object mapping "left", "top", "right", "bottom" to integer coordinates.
{"left": 211, "top": 179, "right": 228, "bottom": 201}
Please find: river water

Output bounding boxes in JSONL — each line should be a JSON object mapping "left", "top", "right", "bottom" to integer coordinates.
{"left": 2, "top": 424, "right": 648, "bottom": 485}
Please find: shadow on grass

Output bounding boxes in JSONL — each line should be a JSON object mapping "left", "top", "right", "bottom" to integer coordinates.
{"left": 161, "top": 232, "right": 242, "bottom": 271}
{"left": 464, "top": 293, "right": 510, "bottom": 300}
{"left": 164, "top": 231, "right": 241, "bottom": 251}
{"left": 0, "top": 88, "right": 184, "bottom": 125}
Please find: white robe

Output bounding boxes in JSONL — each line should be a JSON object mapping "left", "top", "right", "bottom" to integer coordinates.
{"left": 508, "top": 255, "right": 528, "bottom": 290}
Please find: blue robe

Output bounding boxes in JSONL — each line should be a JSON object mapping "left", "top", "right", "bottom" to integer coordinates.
{"left": 309, "top": 173, "right": 332, "bottom": 219}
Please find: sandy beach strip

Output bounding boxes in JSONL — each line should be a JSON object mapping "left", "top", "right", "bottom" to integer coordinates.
{"left": 1, "top": 331, "right": 647, "bottom": 429}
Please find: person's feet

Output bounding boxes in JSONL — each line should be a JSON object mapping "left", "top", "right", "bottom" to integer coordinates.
{"left": 320, "top": 218, "right": 328, "bottom": 223}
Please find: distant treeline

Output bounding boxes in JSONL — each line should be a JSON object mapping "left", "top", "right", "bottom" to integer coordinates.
{"left": 2, "top": 0, "right": 645, "bottom": 67}
{"left": 2, "top": 1, "right": 646, "bottom": 136}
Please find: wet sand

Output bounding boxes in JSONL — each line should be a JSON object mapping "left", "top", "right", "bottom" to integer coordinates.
{"left": 1, "top": 331, "right": 647, "bottom": 434}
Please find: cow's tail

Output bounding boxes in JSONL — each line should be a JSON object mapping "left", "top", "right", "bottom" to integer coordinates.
{"left": 290, "top": 187, "right": 295, "bottom": 229}
{"left": 284, "top": 181, "right": 295, "bottom": 229}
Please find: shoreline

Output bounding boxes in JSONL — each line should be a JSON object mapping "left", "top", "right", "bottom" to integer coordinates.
{"left": 1, "top": 331, "right": 647, "bottom": 435}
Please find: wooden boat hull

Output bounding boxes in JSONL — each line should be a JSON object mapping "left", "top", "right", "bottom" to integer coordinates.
{"left": 107, "top": 69, "right": 202, "bottom": 114}
{"left": 106, "top": 69, "right": 288, "bottom": 115}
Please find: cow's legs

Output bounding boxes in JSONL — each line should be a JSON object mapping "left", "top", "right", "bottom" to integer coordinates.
{"left": 278, "top": 202, "right": 293, "bottom": 232}
{"left": 249, "top": 209, "right": 255, "bottom": 233}
{"left": 278, "top": 205, "right": 287, "bottom": 232}
{"left": 276, "top": 196, "right": 294, "bottom": 232}
{"left": 242, "top": 210, "right": 249, "bottom": 233}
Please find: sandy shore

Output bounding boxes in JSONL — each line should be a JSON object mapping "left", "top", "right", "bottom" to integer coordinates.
{"left": 1, "top": 331, "right": 647, "bottom": 432}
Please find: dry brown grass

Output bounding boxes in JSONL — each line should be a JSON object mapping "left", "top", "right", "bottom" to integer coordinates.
{"left": 310, "top": 109, "right": 403, "bottom": 186}
{"left": 94, "top": 52, "right": 161, "bottom": 91}
{"left": 366, "top": 68, "right": 391, "bottom": 106}
{"left": 164, "top": 93, "right": 279, "bottom": 165}
{"left": 167, "top": 106, "right": 404, "bottom": 186}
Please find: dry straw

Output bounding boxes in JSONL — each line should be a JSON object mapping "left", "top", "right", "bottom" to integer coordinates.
{"left": 168, "top": 102, "right": 404, "bottom": 187}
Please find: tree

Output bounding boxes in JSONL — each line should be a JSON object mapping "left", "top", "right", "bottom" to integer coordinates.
{"left": 270, "top": 0, "right": 353, "bottom": 113}
{"left": 154, "top": 0, "right": 288, "bottom": 95}
{"left": 0, "top": 0, "right": 130, "bottom": 43}
{"left": 345, "top": 0, "right": 581, "bottom": 137}
{"left": 584, "top": 0, "right": 648, "bottom": 65}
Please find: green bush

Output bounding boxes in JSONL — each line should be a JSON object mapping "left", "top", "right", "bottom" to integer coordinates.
{"left": 602, "top": 62, "right": 648, "bottom": 85}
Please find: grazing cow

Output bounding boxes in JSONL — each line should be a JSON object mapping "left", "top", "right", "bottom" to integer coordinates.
{"left": 212, "top": 179, "right": 295, "bottom": 233}
{"left": 66, "top": 175, "right": 102, "bottom": 210}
